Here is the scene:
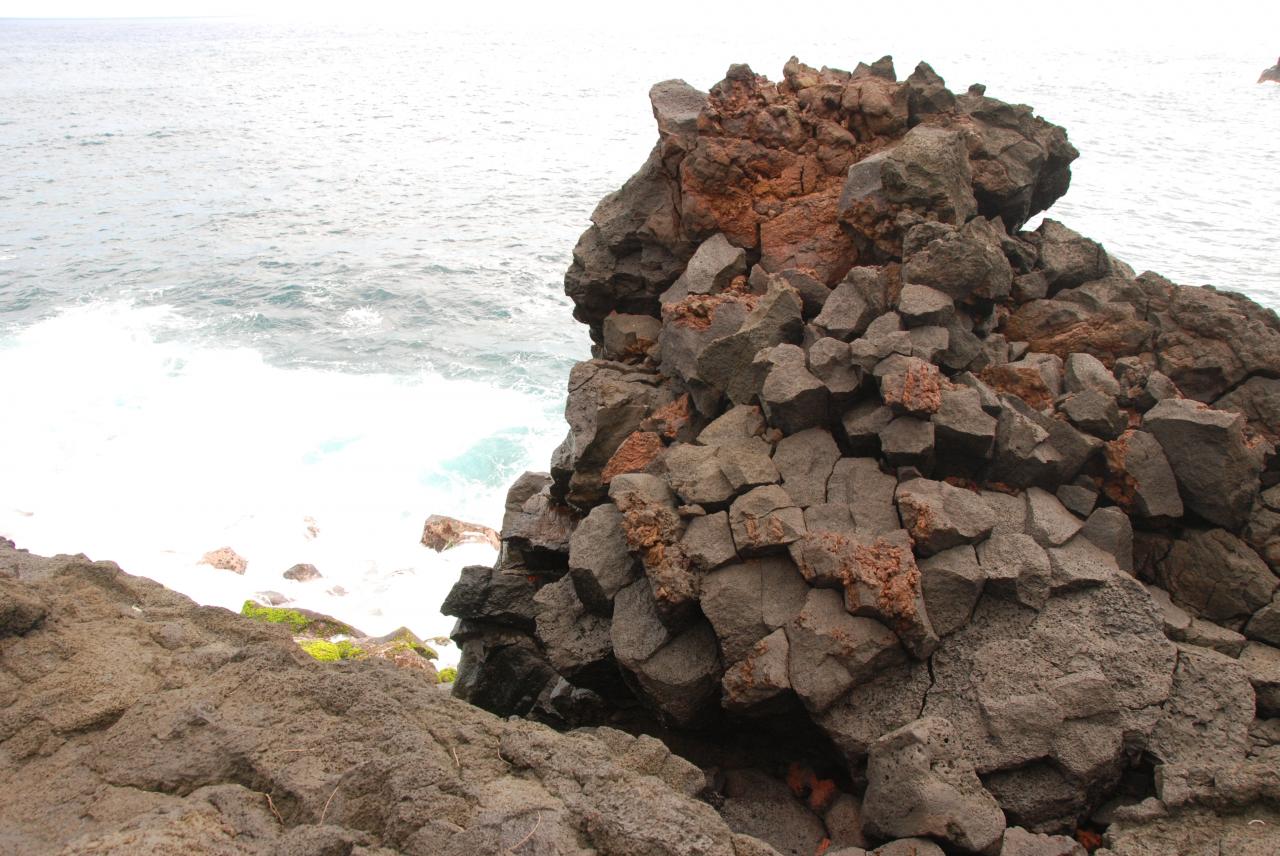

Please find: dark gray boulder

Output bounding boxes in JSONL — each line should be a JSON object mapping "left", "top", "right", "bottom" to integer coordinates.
{"left": 1144, "top": 398, "right": 1265, "bottom": 529}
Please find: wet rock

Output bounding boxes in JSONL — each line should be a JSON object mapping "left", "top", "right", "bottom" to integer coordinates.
{"left": 862, "top": 717, "right": 1007, "bottom": 855}
{"left": 787, "top": 587, "right": 905, "bottom": 712}
{"left": 895, "top": 478, "right": 995, "bottom": 556}
{"left": 730, "top": 485, "right": 807, "bottom": 556}
{"left": 1144, "top": 398, "right": 1264, "bottom": 529}
{"left": 568, "top": 502, "right": 640, "bottom": 614}
{"left": 442, "top": 564, "right": 539, "bottom": 631}
{"left": 1101, "top": 430, "right": 1184, "bottom": 518}
{"left": 1153, "top": 528, "right": 1278, "bottom": 624}
{"left": 199, "top": 547, "right": 247, "bottom": 574}
{"left": 282, "top": 563, "right": 322, "bottom": 582}
{"left": 421, "top": 514, "right": 501, "bottom": 552}
{"left": 533, "top": 575, "right": 617, "bottom": 690}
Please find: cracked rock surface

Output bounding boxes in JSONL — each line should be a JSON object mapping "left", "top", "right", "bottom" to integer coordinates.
{"left": 448, "top": 54, "right": 1280, "bottom": 855}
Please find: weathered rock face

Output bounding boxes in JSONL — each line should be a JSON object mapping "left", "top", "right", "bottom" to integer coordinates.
{"left": 447, "top": 57, "right": 1280, "bottom": 855}
{"left": 0, "top": 540, "right": 787, "bottom": 856}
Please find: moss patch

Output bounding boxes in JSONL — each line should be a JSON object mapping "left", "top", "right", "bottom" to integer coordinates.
{"left": 301, "top": 639, "right": 363, "bottom": 662}
{"left": 241, "top": 600, "right": 313, "bottom": 633}
{"left": 437, "top": 666, "right": 457, "bottom": 684}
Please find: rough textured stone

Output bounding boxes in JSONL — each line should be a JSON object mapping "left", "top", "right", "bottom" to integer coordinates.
{"left": 1149, "top": 644, "right": 1255, "bottom": 766}
{"left": 680, "top": 511, "right": 739, "bottom": 572}
{"left": 1144, "top": 398, "right": 1264, "bottom": 529}
{"left": 1101, "top": 430, "right": 1184, "bottom": 519}
{"left": 570, "top": 503, "right": 641, "bottom": 613}
{"left": 919, "top": 545, "right": 984, "bottom": 637}
{"left": 773, "top": 428, "right": 841, "bottom": 507}
{"left": 933, "top": 387, "right": 997, "bottom": 461}
{"left": 896, "top": 478, "right": 995, "bottom": 556}
{"left": 1238, "top": 641, "right": 1280, "bottom": 717}
{"left": 1024, "top": 487, "right": 1082, "bottom": 547}
{"left": 862, "top": 717, "right": 1007, "bottom": 855}
{"left": 1154, "top": 528, "right": 1279, "bottom": 624}
{"left": 730, "top": 485, "right": 807, "bottom": 556}
{"left": 880, "top": 417, "right": 935, "bottom": 470}
{"left": 787, "top": 588, "right": 904, "bottom": 712}
{"left": 828, "top": 457, "right": 901, "bottom": 537}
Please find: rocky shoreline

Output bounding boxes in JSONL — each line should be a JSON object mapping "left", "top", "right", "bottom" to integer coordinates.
{"left": 2, "top": 55, "right": 1279, "bottom": 856}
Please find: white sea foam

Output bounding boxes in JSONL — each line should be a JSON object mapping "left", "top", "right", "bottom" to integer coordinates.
{"left": 0, "top": 301, "right": 567, "bottom": 664}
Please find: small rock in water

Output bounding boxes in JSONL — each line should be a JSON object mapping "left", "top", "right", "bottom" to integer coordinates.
{"left": 420, "top": 514, "right": 500, "bottom": 552}
{"left": 199, "top": 547, "right": 247, "bottom": 574}
{"left": 283, "top": 563, "right": 322, "bottom": 581}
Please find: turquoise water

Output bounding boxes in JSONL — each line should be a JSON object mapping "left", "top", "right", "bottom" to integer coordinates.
{"left": 1, "top": 16, "right": 1277, "bottom": 653}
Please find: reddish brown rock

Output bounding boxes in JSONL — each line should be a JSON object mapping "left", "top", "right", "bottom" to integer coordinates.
{"left": 420, "top": 515, "right": 501, "bottom": 552}
{"left": 199, "top": 547, "right": 247, "bottom": 574}
{"left": 601, "top": 431, "right": 666, "bottom": 484}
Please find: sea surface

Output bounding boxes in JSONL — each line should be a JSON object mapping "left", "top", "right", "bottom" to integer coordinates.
{"left": 1, "top": 16, "right": 1277, "bottom": 661}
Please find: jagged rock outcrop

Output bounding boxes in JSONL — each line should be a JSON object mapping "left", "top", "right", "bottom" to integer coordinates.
{"left": 447, "top": 56, "right": 1280, "bottom": 855}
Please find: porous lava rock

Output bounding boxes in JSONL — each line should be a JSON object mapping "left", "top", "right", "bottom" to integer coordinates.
{"left": 446, "top": 56, "right": 1280, "bottom": 855}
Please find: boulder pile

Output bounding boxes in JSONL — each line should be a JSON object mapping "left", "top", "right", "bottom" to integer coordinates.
{"left": 446, "top": 57, "right": 1280, "bottom": 854}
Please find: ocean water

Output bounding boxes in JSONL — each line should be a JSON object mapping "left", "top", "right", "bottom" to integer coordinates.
{"left": 1, "top": 15, "right": 1278, "bottom": 661}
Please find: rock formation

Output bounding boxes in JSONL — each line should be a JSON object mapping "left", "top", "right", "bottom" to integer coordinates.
{"left": 0, "top": 539, "right": 782, "bottom": 855}
{"left": 1260, "top": 57, "right": 1280, "bottom": 84}
{"left": 447, "top": 57, "right": 1280, "bottom": 855}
